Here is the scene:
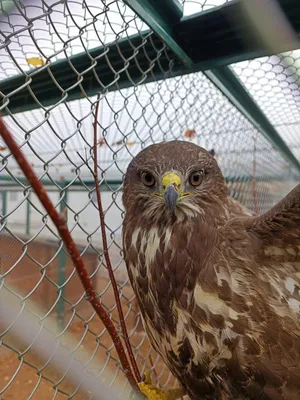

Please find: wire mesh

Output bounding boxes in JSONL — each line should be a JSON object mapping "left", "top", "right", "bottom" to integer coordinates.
{"left": 179, "top": 0, "right": 231, "bottom": 16}
{"left": 232, "top": 51, "right": 300, "bottom": 162}
{"left": 0, "top": 1, "right": 300, "bottom": 400}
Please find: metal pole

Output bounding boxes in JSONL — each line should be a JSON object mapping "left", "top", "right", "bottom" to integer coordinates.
{"left": 26, "top": 192, "right": 31, "bottom": 236}
{"left": 57, "top": 187, "right": 68, "bottom": 330}
{"left": 1, "top": 191, "right": 7, "bottom": 217}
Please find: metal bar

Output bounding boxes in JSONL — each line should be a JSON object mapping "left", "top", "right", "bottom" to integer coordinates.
{"left": 25, "top": 192, "right": 30, "bottom": 236}
{"left": 0, "top": 176, "right": 123, "bottom": 191}
{"left": 130, "top": 0, "right": 183, "bottom": 24}
{"left": 0, "top": 184, "right": 122, "bottom": 191}
{"left": 0, "top": 174, "right": 296, "bottom": 190}
{"left": 0, "top": 32, "right": 177, "bottom": 116}
{"left": 56, "top": 186, "right": 68, "bottom": 329}
{"left": 1, "top": 190, "right": 7, "bottom": 216}
{"left": 2, "top": 0, "right": 300, "bottom": 115}
{"left": 0, "top": 0, "right": 22, "bottom": 15}
{"left": 123, "top": 0, "right": 192, "bottom": 67}
{"left": 121, "top": 0, "right": 300, "bottom": 171}
{"left": 173, "top": 0, "right": 300, "bottom": 65}
{"left": 205, "top": 66, "right": 300, "bottom": 172}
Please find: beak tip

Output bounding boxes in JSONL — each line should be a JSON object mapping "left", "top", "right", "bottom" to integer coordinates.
{"left": 164, "top": 184, "right": 179, "bottom": 214}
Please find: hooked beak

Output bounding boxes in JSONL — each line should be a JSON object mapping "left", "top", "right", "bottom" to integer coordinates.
{"left": 153, "top": 171, "right": 192, "bottom": 214}
{"left": 164, "top": 184, "right": 179, "bottom": 215}
{"left": 161, "top": 172, "right": 181, "bottom": 215}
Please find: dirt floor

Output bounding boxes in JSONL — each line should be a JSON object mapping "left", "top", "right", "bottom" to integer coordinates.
{"left": 0, "top": 278, "right": 182, "bottom": 400}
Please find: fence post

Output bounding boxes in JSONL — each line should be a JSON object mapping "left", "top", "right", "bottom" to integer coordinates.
{"left": 57, "top": 187, "right": 68, "bottom": 329}
{"left": 2, "top": 191, "right": 7, "bottom": 217}
{"left": 26, "top": 192, "right": 31, "bottom": 236}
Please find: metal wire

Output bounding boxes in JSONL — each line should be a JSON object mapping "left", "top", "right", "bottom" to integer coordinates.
{"left": 0, "top": 1, "right": 300, "bottom": 400}
{"left": 179, "top": 0, "right": 231, "bottom": 16}
{"left": 232, "top": 52, "right": 300, "bottom": 162}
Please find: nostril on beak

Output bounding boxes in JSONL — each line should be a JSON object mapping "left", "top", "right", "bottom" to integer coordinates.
{"left": 163, "top": 182, "right": 179, "bottom": 191}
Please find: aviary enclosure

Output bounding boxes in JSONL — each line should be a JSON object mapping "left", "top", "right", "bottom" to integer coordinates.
{"left": 0, "top": 0, "right": 300, "bottom": 399}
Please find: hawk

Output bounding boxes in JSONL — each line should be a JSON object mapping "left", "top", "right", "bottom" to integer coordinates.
{"left": 122, "top": 141, "right": 300, "bottom": 400}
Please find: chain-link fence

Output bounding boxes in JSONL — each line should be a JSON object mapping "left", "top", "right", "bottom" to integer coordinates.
{"left": 1, "top": 1, "right": 300, "bottom": 399}
{"left": 232, "top": 52, "right": 300, "bottom": 162}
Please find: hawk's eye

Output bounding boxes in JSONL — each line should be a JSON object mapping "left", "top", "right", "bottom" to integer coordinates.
{"left": 141, "top": 171, "right": 155, "bottom": 187}
{"left": 189, "top": 170, "right": 204, "bottom": 186}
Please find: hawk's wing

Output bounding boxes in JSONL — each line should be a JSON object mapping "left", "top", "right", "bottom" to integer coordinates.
{"left": 245, "top": 183, "right": 300, "bottom": 257}
{"left": 223, "top": 185, "right": 300, "bottom": 398}
{"left": 245, "top": 183, "right": 300, "bottom": 302}
{"left": 227, "top": 196, "right": 254, "bottom": 217}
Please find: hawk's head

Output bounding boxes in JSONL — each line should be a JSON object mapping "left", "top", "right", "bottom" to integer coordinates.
{"left": 123, "top": 141, "right": 227, "bottom": 221}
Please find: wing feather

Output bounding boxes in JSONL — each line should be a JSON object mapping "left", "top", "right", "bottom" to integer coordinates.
{"left": 246, "top": 183, "right": 300, "bottom": 252}
{"left": 220, "top": 187, "right": 300, "bottom": 397}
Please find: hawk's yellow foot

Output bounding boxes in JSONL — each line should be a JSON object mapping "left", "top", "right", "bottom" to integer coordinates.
{"left": 138, "top": 371, "right": 186, "bottom": 400}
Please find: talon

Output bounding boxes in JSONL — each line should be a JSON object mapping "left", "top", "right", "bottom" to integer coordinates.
{"left": 138, "top": 371, "right": 185, "bottom": 400}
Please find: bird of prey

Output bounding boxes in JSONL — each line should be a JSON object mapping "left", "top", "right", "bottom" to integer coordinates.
{"left": 122, "top": 141, "right": 300, "bottom": 400}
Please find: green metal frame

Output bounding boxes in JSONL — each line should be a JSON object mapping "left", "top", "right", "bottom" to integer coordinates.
{"left": 0, "top": 175, "right": 123, "bottom": 191}
{"left": 1, "top": 191, "right": 7, "bottom": 216}
{"left": 1, "top": 0, "right": 300, "bottom": 173}
{"left": 0, "top": 32, "right": 175, "bottom": 115}
{"left": 124, "top": 0, "right": 300, "bottom": 172}
{"left": 172, "top": 0, "right": 300, "bottom": 64}
{"left": 205, "top": 67, "right": 300, "bottom": 172}
{"left": 0, "top": 0, "right": 20, "bottom": 15}
{"left": 123, "top": 0, "right": 192, "bottom": 67}
{"left": 0, "top": 174, "right": 296, "bottom": 191}
{"left": 2, "top": 0, "right": 300, "bottom": 115}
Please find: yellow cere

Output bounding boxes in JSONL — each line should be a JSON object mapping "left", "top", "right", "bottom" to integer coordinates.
{"left": 161, "top": 172, "right": 181, "bottom": 189}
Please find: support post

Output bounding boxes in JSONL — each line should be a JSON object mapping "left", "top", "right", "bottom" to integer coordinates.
{"left": 1, "top": 191, "right": 7, "bottom": 217}
{"left": 26, "top": 192, "right": 31, "bottom": 236}
{"left": 0, "top": 191, "right": 7, "bottom": 234}
{"left": 56, "top": 187, "right": 68, "bottom": 330}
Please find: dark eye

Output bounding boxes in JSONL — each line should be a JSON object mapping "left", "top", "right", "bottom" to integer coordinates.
{"left": 141, "top": 171, "right": 155, "bottom": 187}
{"left": 189, "top": 170, "right": 204, "bottom": 186}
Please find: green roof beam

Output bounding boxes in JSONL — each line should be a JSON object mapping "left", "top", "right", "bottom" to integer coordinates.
{"left": 2, "top": 0, "right": 300, "bottom": 115}
{"left": 205, "top": 66, "right": 300, "bottom": 173}
{"left": 123, "top": 0, "right": 192, "bottom": 67}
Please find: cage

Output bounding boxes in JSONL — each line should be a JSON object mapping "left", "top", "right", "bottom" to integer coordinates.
{"left": 1, "top": 0, "right": 300, "bottom": 399}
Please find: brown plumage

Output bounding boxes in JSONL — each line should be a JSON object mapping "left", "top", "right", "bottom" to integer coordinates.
{"left": 122, "top": 140, "right": 300, "bottom": 400}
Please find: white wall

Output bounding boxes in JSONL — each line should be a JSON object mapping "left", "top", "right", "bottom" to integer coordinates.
{"left": 1, "top": 189, "right": 124, "bottom": 249}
